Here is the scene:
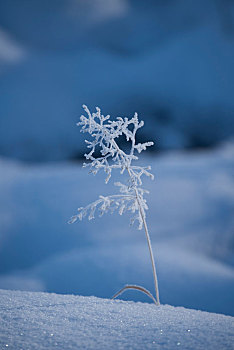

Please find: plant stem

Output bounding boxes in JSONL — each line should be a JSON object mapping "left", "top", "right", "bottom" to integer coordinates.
{"left": 112, "top": 284, "right": 157, "bottom": 304}
{"left": 112, "top": 139, "right": 160, "bottom": 305}
{"left": 129, "top": 174, "right": 160, "bottom": 305}
{"left": 135, "top": 188, "right": 160, "bottom": 305}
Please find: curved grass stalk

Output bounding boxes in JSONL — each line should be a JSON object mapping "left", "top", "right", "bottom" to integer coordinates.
{"left": 112, "top": 285, "right": 158, "bottom": 305}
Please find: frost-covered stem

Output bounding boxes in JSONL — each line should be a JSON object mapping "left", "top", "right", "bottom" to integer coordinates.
{"left": 134, "top": 189, "right": 160, "bottom": 305}
{"left": 112, "top": 139, "right": 160, "bottom": 305}
{"left": 128, "top": 172, "right": 160, "bottom": 305}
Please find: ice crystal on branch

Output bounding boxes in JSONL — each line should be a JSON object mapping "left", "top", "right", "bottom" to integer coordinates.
{"left": 69, "top": 105, "right": 160, "bottom": 305}
{"left": 69, "top": 105, "right": 154, "bottom": 230}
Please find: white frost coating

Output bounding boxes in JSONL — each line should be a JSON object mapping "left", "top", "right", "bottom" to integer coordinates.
{"left": 0, "top": 289, "right": 233, "bottom": 350}
{"left": 69, "top": 105, "right": 160, "bottom": 305}
{"left": 69, "top": 105, "right": 154, "bottom": 229}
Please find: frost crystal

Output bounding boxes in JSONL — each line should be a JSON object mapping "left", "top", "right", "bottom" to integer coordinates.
{"left": 69, "top": 105, "right": 154, "bottom": 230}
{"left": 69, "top": 105, "right": 160, "bottom": 305}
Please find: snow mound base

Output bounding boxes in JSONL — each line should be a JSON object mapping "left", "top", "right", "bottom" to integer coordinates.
{"left": 0, "top": 289, "right": 233, "bottom": 350}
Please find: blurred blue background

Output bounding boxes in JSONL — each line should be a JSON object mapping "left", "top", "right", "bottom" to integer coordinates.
{"left": 0, "top": 0, "right": 234, "bottom": 160}
{"left": 0, "top": 0, "right": 234, "bottom": 316}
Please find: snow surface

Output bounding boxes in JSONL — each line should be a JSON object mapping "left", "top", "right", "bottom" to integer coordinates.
{"left": 0, "top": 289, "right": 233, "bottom": 350}
{"left": 0, "top": 143, "right": 233, "bottom": 316}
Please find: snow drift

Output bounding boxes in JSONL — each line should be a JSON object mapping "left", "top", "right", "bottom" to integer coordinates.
{"left": 0, "top": 289, "right": 233, "bottom": 350}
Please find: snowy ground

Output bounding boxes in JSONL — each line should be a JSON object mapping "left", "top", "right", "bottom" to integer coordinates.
{"left": 0, "top": 143, "right": 234, "bottom": 316}
{"left": 0, "top": 289, "right": 233, "bottom": 350}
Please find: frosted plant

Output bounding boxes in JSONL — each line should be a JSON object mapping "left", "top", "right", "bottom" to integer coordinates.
{"left": 69, "top": 105, "right": 160, "bottom": 305}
